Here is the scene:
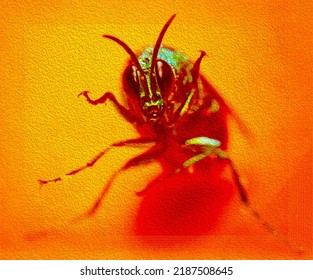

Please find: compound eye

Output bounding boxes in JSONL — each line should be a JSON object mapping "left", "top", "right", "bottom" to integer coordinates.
{"left": 155, "top": 60, "right": 175, "bottom": 97}
{"left": 122, "top": 64, "right": 140, "bottom": 96}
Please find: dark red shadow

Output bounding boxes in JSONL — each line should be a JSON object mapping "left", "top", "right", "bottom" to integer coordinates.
{"left": 135, "top": 159, "right": 235, "bottom": 237}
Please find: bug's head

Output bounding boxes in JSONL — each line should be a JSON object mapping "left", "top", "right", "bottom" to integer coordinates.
{"left": 104, "top": 14, "right": 176, "bottom": 125}
{"left": 122, "top": 56, "right": 175, "bottom": 124}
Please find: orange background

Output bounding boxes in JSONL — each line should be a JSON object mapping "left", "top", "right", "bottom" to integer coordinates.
{"left": 1, "top": 0, "right": 312, "bottom": 259}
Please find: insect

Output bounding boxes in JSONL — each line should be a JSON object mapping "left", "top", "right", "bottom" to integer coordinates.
{"left": 36, "top": 14, "right": 305, "bottom": 254}
{"left": 39, "top": 14, "right": 250, "bottom": 221}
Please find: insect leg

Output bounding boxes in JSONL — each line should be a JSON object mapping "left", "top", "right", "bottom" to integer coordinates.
{"left": 38, "top": 138, "right": 155, "bottom": 187}
{"left": 221, "top": 155, "right": 303, "bottom": 254}
{"left": 178, "top": 136, "right": 249, "bottom": 204}
{"left": 179, "top": 137, "right": 302, "bottom": 252}
{"left": 222, "top": 157, "right": 248, "bottom": 204}
{"left": 78, "top": 91, "right": 142, "bottom": 124}
{"left": 72, "top": 144, "right": 164, "bottom": 221}
{"left": 136, "top": 137, "right": 229, "bottom": 196}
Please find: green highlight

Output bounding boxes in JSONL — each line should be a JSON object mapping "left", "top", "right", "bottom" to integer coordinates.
{"left": 182, "top": 137, "right": 227, "bottom": 168}
{"left": 180, "top": 89, "right": 196, "bottom": 116}
{"left": 138, "top": 46, "right": 189, "bottom": 73}
{"left": 215, "top": 149, "right": 228, "bottom": 159}
{"left": 185, "top": 136, "right": 221, "bottom": 147}
{"left": 183, "top": 152, "right": 210, "bottom": 168}
{"left": 143, "top": 99, "right": 164, "bottom": 110}
{"left": 210, "top": 99, "right": 220, "bottom": 113}
{"left": 183, "top": 74, "right": 192, "bottom": 85}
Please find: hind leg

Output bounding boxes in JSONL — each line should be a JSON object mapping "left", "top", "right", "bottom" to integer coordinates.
{"left": 73, "top": 144, "right": 165, "bottom": 220}
{"left": 179, "top": 136, "right": 248, "bottom": 204}
{"left": 136, "top": 136, "right": 248, "bottom": 204}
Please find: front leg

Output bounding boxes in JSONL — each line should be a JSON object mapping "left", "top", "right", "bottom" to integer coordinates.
{"left": 38, "top": 138, "right": 156, "bottom": 187}
{"left": 78, "top": 91, "right": 142, "bottom": 124}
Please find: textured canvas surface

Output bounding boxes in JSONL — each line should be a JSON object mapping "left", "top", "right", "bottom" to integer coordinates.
{"left": 1, "top": 0, "right": 312, "bottom": 259}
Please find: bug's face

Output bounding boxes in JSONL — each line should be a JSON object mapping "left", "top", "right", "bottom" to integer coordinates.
{"left": 123, "top": 59, "right": 175, "bottom": 124}
{"left": 105, "top": 14, "right": 177, "bottom": 125}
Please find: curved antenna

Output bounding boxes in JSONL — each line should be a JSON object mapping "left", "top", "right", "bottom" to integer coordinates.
{"left": 103, "top": 35, "right": 145, "bottom": 77}
{"left": 150, "top": 14, "right": 176, "bottom": 72}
